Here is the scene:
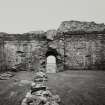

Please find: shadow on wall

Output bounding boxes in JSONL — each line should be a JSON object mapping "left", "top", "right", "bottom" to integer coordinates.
{"left": 89, "top": 60, "right": 105, "bottom": 70}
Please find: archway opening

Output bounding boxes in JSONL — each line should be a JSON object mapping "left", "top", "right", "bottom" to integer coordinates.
{"left": 46, "top": 48, "right": 58, "bottom": 73}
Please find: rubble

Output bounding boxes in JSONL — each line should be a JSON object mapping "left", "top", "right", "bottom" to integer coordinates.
{"left": 58, "top": 20, "right": 105, "bottom": 33}
{"left": 0, "top": 72, "right": 14, "bottom": 80}
{"left": 33, "top": 71, "right": 48, "bottom": 83}
{"left": 21, "top": 71, "right": 61, "bottom": 105}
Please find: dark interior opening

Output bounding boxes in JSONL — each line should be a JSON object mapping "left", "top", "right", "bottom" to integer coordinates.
{"left": 45, "top": 47, "right": 58, "bottom": 57}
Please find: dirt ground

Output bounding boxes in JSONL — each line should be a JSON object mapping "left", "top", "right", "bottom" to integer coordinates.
{"left": 0, "top": 70, "right": 105, "bottom": 105}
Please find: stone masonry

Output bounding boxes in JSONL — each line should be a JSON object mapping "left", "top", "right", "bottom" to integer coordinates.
{"left": 0, "top": 21, "right": 105, "bottom": 71}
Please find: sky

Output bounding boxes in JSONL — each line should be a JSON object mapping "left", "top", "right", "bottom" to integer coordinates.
{"left": 0, "top": 0, "right": 105, "bottom": 33}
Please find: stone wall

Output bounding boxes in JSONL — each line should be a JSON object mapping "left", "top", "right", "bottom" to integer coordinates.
{"left": 0, "top": 33, "right": 47, "bottom": 72}
{"left": 0, "top": 21, "right": 105, "bottom": 72}
{"left": 56, "top": 20, "right": 105, "bottom": 70}
{"left": 64, "top": 34, "right": 105, "bottom": 70}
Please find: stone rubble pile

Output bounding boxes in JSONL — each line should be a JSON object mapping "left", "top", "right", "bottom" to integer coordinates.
{"left": 21, "top": 71, "right": 61, "bottom": 105}
{"left": 0, "top": 71, "right": 14, "bottom": 80}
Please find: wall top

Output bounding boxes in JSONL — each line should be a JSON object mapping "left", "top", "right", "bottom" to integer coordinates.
{"left": 58, "top": 20, "right": 105, "bottom": 33}
{"left": 1, "top": 20, "right": 105, "bottom": 41}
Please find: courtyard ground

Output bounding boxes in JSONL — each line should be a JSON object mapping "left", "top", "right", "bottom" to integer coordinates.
{"left": 0, "top": 70, "right": 105, "bottom": 105}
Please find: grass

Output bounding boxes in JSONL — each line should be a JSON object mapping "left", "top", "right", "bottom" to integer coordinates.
{"left": 0, "top": 70, "right": 105, "bottom": 105}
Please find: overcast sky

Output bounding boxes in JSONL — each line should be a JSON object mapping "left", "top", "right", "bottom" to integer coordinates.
{"left": 0, "top": 0, "right": 105, "bottom": 33}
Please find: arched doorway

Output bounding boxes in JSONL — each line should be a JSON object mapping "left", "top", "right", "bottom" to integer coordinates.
{"left": 46, "top": 55, "right": 56, "bottom": 73}
{"left": 46, "top": 48, "right": 58, "bottom": 73}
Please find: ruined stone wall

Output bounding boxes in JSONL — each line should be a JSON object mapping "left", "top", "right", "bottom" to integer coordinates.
{"left": 64, "top": 34, "right": 105, "bottom": 70}
{"left": 48, "top": 33, "right": 105, "bottom": 70}
{"left": 56, "top": 20, "right": 105, "bottom": 70}
{"left": 0, "top": 21, "right": 105, "bottom": 72}
{"left": 0, "top": 33, "right": 47, "bottom": 72}
{"left": 0, "top": 33, "right": 105, "bottom": 71}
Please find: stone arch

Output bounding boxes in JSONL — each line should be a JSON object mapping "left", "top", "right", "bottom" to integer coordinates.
{"left": 45, "top": 47, "right": 58, "bottom": 73}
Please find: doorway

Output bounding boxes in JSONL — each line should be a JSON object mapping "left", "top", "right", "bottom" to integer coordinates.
{"left": 46, "top": 48, "right": 58, "bottom": 73}
{"left": 46, "top": 55, "right": 56, "bottom": 73}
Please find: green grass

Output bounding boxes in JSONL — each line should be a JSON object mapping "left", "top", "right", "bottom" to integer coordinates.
{"left": 0, "top": 71, "right": 105, "bottom": 105}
